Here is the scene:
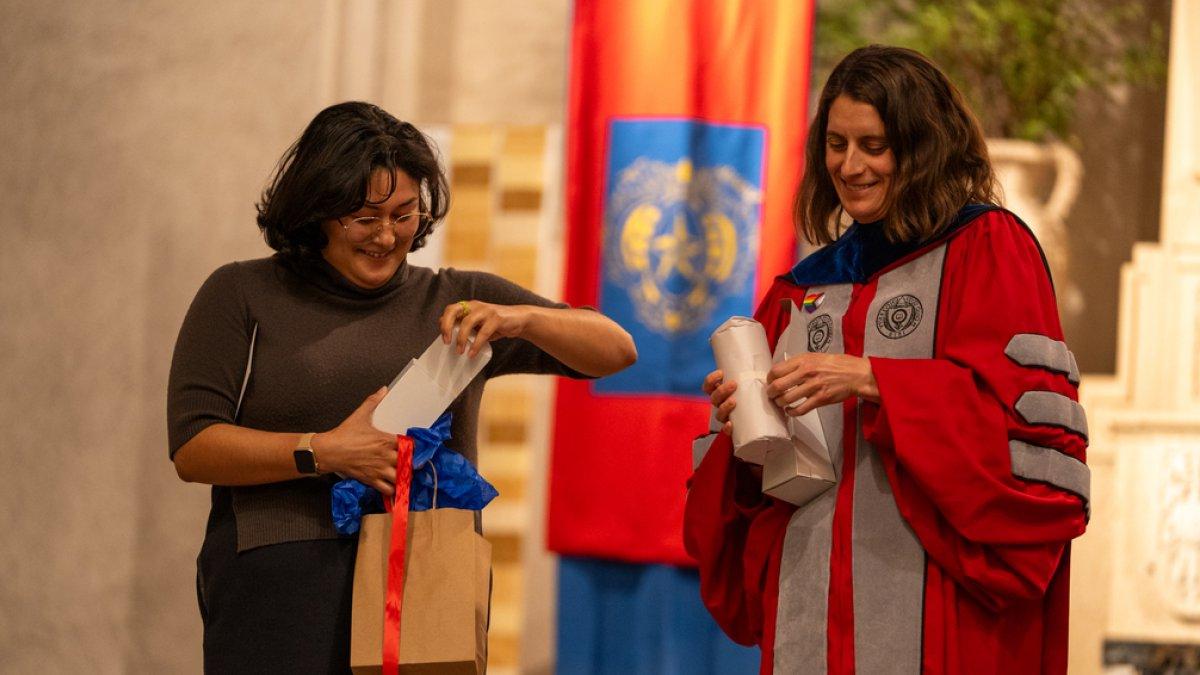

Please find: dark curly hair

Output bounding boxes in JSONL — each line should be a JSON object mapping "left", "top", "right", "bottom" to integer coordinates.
{"left": 796, "top": 45, "right": 1000, "bottom": 245}
{"left": 256, "top": 101, "right": 450, "bottom": 259}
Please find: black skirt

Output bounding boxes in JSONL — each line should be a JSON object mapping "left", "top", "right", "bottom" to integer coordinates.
{"left": 196, "top": 487, "right": 358, "bottom": 675}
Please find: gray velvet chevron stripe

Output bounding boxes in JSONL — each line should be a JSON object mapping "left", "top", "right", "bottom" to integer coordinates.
{"left": 708, "top": 405, "right": 723, "bottom": 433}
{"left": 1009, "top": 440, "right": 1091, "bottom": 515}
{"left": 692, "top": 407, "right": 725, "bottom": 468}
{"left": 1004, "top": 334, "right": 1080, "bottom": 384}
{"left": 692, "top": 433, "right": 718, "bottom": 470}
{"left": 1015, "top": 391, "right": 1089, "bottom": 439}
{"left": 775, "top": 283, "right": 853, "bottom": 675}
{"left": 848, "top": 244, "right": 947, "bottom": 675}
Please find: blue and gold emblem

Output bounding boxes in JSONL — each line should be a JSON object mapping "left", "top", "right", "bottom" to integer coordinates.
{"left": 597, "top": 119, "right": 765, "bottom": 395}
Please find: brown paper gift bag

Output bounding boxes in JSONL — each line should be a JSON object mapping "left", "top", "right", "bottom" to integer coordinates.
{"left": 350, "top": 508, "right": 492, "bottom": 674}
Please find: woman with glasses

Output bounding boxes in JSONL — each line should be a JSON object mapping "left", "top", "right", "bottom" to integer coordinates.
{"left": 686, "top": 46, "right": 1088, "bottom": 674}
{"left": 167, "top": 101, "right": 636, "bottom": 672}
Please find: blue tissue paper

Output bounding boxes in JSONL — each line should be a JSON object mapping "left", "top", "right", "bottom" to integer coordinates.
{"left": 331, "top": 412, "right": 499, "bottom": 536}
{"left": 331, "top": 479, "right": 384, "bottom": 535}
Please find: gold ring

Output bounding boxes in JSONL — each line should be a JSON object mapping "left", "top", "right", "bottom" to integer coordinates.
{"left": 457, "top": 300, "right": 471, "bottom": 318}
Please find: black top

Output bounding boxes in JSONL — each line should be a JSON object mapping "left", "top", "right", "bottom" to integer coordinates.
{"left": 168, "top": 254, "right": 584, "bottom": 551}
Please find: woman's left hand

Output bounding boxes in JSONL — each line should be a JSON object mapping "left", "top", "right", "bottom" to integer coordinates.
{"left": 765, "top": 353, "right": 880, "bottom": 416}
{"left": 440, "top": 300, "right": 532, "bottom": 357}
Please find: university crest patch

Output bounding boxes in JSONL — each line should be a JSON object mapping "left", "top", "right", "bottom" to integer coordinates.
{"left": 808, "top": 314, "right": 833, "bottom": 352}
{"left": 876, "top": 294, "right": 923, "bottom": 339}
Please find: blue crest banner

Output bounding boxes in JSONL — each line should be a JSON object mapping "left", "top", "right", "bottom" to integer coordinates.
{"left": 596, "top": 118, "right": 765, "bottom": 395}
{"left": 549, "top": 0, "right": 811, "bottom": 567}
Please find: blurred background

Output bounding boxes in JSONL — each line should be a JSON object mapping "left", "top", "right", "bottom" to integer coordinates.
{"left": 1, "top": 1, "right": 1196, "bottom": 673}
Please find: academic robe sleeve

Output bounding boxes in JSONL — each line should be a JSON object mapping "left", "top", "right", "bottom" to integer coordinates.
{"left": 862, "top": 210, "right": 1088, "bottom": 612}
{"left": 684, "top": 279, "right": 798, "bottom": 648}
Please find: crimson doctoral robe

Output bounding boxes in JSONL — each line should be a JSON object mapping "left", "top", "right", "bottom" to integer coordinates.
{"left": 684, "top": 207, "right": 1090, "bottom": 674}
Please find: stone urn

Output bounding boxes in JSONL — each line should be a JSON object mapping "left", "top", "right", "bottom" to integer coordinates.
{"left": 986, "top": 138, "right": 1083, "bottom": 314}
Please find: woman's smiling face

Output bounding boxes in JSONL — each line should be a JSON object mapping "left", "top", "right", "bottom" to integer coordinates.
{"left": 824, "top": 94, "right": 895, "bottom": 224}
{"left": 319, "top": 169, "right": 421, "bottom": 289}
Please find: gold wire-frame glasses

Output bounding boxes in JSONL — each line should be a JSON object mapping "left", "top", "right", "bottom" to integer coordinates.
{"left": 339, "top": 212, "right": 431, "bottom": 244}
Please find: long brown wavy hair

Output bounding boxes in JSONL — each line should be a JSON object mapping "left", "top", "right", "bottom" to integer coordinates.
{"left": 796, "top": 45, "right": 1001, "bottom": 245}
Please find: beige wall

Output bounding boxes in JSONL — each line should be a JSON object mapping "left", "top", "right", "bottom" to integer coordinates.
{"left": 0, "top": 1, "right": 329, "bottom": 671}
{"left": 414, "top": 0, "right": 570, "bottom": 124}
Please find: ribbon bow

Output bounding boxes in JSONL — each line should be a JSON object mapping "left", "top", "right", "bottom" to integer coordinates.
{"left": 331, "top": 412, "right": 499, "bottom": 535}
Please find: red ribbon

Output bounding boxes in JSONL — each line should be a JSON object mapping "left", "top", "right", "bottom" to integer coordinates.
{"left": 381, "top": 435, "right": 414, "bottom": 675}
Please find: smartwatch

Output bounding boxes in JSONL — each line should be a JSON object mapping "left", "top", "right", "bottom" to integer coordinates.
{"left": 294, "top": 432, "right": 321, "bottom": 475}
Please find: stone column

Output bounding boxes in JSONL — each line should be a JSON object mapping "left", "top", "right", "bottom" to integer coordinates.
{"left": 1159, "top": 0, "right": 1200, "bottom": 249}
{"left": 1074, "top": 1, "right": 1200, "bottom": 672}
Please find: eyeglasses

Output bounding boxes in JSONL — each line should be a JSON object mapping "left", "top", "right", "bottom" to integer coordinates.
{"left": 339, "top": 212, "right": 430, "bottom": 244}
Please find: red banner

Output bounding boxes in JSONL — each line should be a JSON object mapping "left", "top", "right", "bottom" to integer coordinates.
{"left": 548, "top": 0, "right": 816, "bottom": 564}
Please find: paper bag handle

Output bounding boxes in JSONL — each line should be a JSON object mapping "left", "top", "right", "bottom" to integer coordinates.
{"left": 431, "top": 462, "right": 439, "bottom": 510}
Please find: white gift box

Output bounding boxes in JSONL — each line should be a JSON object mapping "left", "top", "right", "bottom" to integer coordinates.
{"left": 762, "top": 413, "right": 836, "bottom": 506}
{"left": 762, "top": 443, "right": 836, "bottom": 506}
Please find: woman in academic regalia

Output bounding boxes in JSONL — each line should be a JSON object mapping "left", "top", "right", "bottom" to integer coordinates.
{"left": 688, "top": 45, "right": 1089, "bottom": 675}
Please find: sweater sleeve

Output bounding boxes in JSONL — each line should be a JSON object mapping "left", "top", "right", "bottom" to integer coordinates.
{"left": 862, "top": 211, "right": 1088, "bottom": 611}
{"left": 166, "top": 262, "right": 254, "bottom": 458}
{"left": 449, "top": 269, "right": 592, "bottom": 379}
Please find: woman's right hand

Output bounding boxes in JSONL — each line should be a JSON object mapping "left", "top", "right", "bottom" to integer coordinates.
{"left": 703, "top": 369, "right": 737, "bottom": 435}
{"left": 312, "top": 387, "right": 400, "bottom": 496}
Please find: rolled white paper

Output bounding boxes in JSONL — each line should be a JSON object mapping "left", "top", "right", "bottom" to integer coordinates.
{"left": 710, "top": 317, "right": 791, "bottom": 464}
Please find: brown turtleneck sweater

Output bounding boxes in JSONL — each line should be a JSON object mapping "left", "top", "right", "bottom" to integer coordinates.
{"left": 167, "top": 255, "right": 584, "bottom": 551}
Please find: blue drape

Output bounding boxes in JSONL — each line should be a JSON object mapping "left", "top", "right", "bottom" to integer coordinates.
{"left": 555, "top": 557, "right": 759, "bottom": 674}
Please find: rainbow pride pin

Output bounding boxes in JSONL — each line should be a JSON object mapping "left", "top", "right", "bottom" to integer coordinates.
{"left": 803, "top": 292, "right": 824, "bottom": 313}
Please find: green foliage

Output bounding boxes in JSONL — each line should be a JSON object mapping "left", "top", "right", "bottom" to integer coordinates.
{"left": 813, "top": 0, "right": 1167, "bottom": 142}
